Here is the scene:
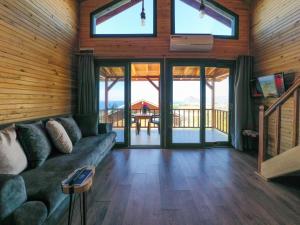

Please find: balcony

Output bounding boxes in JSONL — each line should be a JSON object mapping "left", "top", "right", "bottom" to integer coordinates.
{"left": 100, "top": 108, "right": 229, "bottom": 145}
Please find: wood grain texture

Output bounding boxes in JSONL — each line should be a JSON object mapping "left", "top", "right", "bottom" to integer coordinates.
{"left": 251, "top": 0, "right": 300, "bottom": 156}
{"left": 79, "top": 0, "right": 250, "bottom": 59}
{"left": 57, "top": 148, "right": 300, "bottom": 225}
{"left": 0, "top": 0, "right": 79, "bottom": 124}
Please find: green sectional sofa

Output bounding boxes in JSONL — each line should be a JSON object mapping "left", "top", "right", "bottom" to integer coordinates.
{"left": 0, "top": 118, "right": 116, "bottom": 225}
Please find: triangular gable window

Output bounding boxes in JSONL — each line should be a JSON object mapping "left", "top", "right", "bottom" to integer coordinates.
{"left": 172, "top": 0, "right": 239, "bottom": 38}
{"left": 91, "top": 0, "right": 156, "bottom": 37}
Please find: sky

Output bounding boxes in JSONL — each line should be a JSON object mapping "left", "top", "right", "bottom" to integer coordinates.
{"left": 95, "top": 0, "right": 154, "bottom": 34}
{"left": 95, "top": 0, "right": 232, "bottom": 36}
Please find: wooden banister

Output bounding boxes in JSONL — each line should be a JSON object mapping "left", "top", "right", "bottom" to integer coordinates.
{"left": 265, "top": 79, "right": 300, "bottom": 117}
{"left": 258, "top": 105, "right": 265, "bottom": 173}
{"left": 258, "top": 79, "right": 300, "bottom": 173}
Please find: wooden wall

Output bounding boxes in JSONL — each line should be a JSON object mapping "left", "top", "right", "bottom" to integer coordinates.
{"left": 0, "top": 0, "right": 79, "bottom": 124}
{"left": 79, "top": 0, "right": 250, "bottom": 59}
{"left": 251, "top": 0, "right": 300, "bottom": 155}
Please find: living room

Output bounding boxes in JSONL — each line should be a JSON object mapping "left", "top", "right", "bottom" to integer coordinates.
{"left": 0, "top": 0, "right": 299, "bottom": 225}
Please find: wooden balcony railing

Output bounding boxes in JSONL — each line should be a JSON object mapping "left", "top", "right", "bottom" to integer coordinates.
{"left": 99, "top": 108, "right": 229, "bottom": 134}
{"left": 258, "top": 79, "right": 300, "bottom": 173}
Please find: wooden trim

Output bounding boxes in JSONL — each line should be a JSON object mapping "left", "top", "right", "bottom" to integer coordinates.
{"left": 107, "top": 78, "right": 121, "bottom": 91}
{"left": 146, "top": 77, "right": 159, "bottom": 90}
{"left": 292, "top": 89, "right": 299, "bottom": 147}
{"left": 274, "top": 106, "right": 281, "bottom": 155}
{"left": 258, "top": 105, "right": 265, "bottom": 173}
{"left": 265, "top": 79, "right": 300, "bottom": 117}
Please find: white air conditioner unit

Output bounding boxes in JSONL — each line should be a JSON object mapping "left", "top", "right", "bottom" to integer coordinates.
{"left": 170, "top": 35, "right": 214, "bottom": 52}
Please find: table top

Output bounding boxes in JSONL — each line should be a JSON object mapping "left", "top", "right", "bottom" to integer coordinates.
{"left": 62, "top": 167, "right": 95, "bottom": 194}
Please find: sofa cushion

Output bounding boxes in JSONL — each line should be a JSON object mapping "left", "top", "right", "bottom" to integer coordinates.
{"left": 0, "top": 175, "right": 27, "bottom": 220}
{"left": 98, "top": 123, "right": 113, "bottom": 134}
{"left": 46, "top": 120, "right": 73, "bottom": 154}
{"left": 21, "top": 169, "right": 69, "bottom": 216}
{"left": 0, "top": 125, "right": 28, "bottom": 174}
{"left": 21, "top": 132, "right": 116, "bottom": 215}
{"left": 16, "top": 122, "right": 52, "bottom": 168}
{"left": 74, "top": 113, "right": 99, "bottom": 137}
{"left": 10, "top": 201, "right": 48, "bottom": 225}
{"left": 58, "top": 117, "right": 82, "bottom": 144}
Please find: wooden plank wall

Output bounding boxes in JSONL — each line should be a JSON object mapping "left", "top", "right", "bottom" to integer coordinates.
{"left": 79, "top": 0, "right": 250, "bottom": 59}
{"left": 251, "top": 0, "right": 300, "bottom": 155}
{"left": 0, "top": 0, "right": 79, "bottom": 125}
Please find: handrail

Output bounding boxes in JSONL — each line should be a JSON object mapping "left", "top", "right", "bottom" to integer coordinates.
{"left": 99, "top": 108, "right": 229, "bottom": 134}
{"left": 265, "top": 79, "right": 300, "bottom": 117}
{"left": 258, "top": 78, "right": 300, "bottom": 173}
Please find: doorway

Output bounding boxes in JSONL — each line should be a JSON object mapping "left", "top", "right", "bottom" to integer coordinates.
{"left": 130, "top": 62, "right": 161, "bottom": 146}
{"left": 97, "top": 61, "right": 162, "bottom": 147}
{"left": 97, "top": 60, "right": 232, "bottom": 148}
{"left": 166, "top": 60, "right": 233, "bottom": 147}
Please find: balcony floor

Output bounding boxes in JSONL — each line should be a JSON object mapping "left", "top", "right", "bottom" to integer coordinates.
{"left": 114, "top": 128, "right": 228, "bottom": 145}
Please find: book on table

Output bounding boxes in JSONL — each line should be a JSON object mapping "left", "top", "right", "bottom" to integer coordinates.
{"left": 62, "top": 166, "right": 93, "bottom": 188}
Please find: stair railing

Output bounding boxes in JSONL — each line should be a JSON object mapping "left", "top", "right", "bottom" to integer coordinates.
{"left": 258, "top": 79, "right": 300, "bottom": 173}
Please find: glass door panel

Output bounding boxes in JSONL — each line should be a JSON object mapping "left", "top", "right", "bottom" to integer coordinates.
{"left": 171, "top": 66, "right": 201, "bottom": 144}
{"left": 130, "top": 62, "right": 161, "bottom": 146}
{"left": 205, "top": 67, "right": 229, "bottom": 143}
{"left": 99, "top": 66, "right": 127, "bottom": 144}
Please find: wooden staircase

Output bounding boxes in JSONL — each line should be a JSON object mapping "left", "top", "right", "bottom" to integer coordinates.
{"left": 258, "top": 79, "right": 300, "bottom": 180}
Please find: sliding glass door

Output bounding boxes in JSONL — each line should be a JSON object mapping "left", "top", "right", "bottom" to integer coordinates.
{"left": 205, "top": 67, "right": 230, "bottom": 143}
{"left": 98, "top": 63, "right": 130, "bottom": 146}
{"left": 97, "top": 60, "right": 232, "bottom": 148}
{"left": 166, "top": 61, "right": 232, "bottom": 147}
{"left": 171, "top": 65, "right": 203, "bottom": 144}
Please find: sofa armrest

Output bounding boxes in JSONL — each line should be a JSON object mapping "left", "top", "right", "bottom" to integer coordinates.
{"left": 8, "top": 201, "right": 48, "bottom": 225}
{"left": 0, "top": 175, "right": 27, "bottom": 221}
{"left": 98, "top": 123, "right": 113, "bottom": 134}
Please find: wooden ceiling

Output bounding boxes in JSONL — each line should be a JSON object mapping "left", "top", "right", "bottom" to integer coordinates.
{"left": 100, "top": 63, "right": 229, "bottom": 81}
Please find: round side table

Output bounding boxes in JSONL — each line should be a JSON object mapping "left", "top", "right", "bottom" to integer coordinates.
{"left": 62, "top": 167, "right": 95, "bottom": 225}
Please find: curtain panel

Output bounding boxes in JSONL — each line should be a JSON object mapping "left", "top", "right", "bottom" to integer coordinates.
{"left": 231, "top": 55, "right": 254, "bottom": 150}
{"left": 77, "top": 55, "right": 97, "bottom": 114}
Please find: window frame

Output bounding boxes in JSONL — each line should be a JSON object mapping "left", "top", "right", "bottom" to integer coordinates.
{"left": 90, "top": 0, "right": 157, "bottom": 38}
{"left": 171, "top": 0, "right": 239, "bottom": 39}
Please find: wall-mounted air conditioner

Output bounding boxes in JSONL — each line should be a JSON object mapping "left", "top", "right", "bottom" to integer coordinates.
{"left": 170, "top": 35, "right": 214, "bottom": 52}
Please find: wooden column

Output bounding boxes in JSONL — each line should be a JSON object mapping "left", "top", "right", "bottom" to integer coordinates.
{"left": 258, "top": 105, "right": 266, "bottom": 173}
{"left": 105, "top": 77, "right": 108, "bottom": 122}
{"left": 212, "top": 80, "right": 216, "bottom": 128}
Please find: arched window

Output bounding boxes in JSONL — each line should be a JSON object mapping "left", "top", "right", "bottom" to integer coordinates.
{"left": 171, "top": 0, "right": 239, "bottom": 39}
{"left": 91, "top": 0, "right": 157, "bottom": 37}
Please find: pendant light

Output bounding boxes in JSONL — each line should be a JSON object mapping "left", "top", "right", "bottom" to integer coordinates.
{"left": 141, "top": 0, "right": 146, "bottom": 26}
{"left": 199, "top": 0, "right": 205, "bottom": 19}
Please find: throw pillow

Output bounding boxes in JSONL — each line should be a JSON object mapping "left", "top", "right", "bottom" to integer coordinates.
{"left": 0, "top": 126, "right": 28, "bottom": 174}
{"left": 58, "top": 117, "right": 82, "bottom": 144}
{"left": 74, "top": 113, "right": 99, "bottom": 137}
{"left": 46, "top": 120, "right": 73, "bottom": 154}
{"left": 16, "top": 122, "right": 52, "bottom": 169}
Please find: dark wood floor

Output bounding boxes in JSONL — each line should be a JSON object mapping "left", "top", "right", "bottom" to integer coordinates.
{"left": 69, "top": 148, "right": 300, "bottom": 225}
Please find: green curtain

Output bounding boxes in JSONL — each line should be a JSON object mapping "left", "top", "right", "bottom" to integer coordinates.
{"left": 231, "top": 55, "right": 254, "bottom": 150}
{"left": 77, "top": 55, "right": 97, "bottom": 114}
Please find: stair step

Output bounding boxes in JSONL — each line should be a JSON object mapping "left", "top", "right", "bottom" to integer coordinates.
{"left": 261, "top": 145, "right": 300, "bottom": 179}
